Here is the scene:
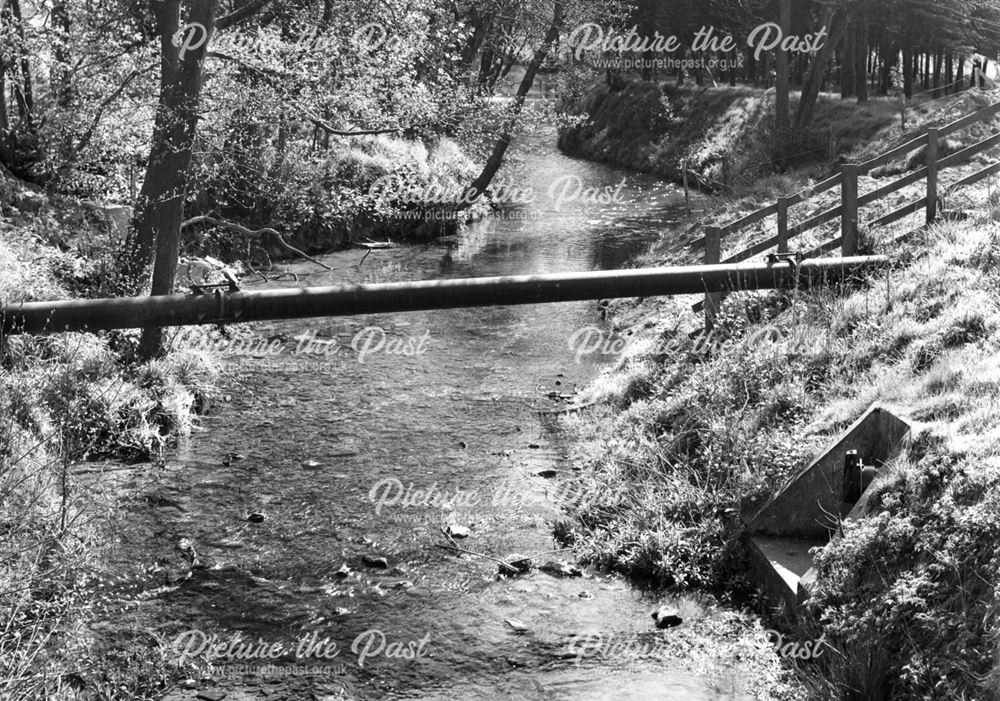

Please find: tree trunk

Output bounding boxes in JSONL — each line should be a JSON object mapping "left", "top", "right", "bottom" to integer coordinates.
{"left": 775, "top": 0, "right": 791, "bottom": 129}
{"left": 637, "top": 0, "right": 656, "bottom": 82}
{"left": 0, "top": 4, "right": 10, "bottom": 169}
{"left": 461, "top": 9, "right": 491, "bottom": 66}
{"left": 478, "top": 48, "right": 496, "bottom": 90}
{"left": 9, "top": 0, "right": 33, "bottom": 119}
{"left": 460, "top": 1, "right": 563, "bottom": 208}
{"left": 855, "top": 18, "right": 869, "bottom": 103}
{"left": 902, "top": 45, "right": 913, "bottom": 97}
{"left": 879, "top": 42, "right": 894, "bottom": 94}
{"left": 0, "top": 70, "right": 11, "bottom": 169}
{"left": 796, "top": 9, "right": 847, "bottom": 128}
{"left": 8, "top": 0, "right": 34, "bottom": 130}
{"left": 869, "top": 42, "right": 877, "bottom": 90}
{"left": 841, "top": 24, "right": 856, "bottom": 98}
{"left": 117, "top": 0, "right": 217, "bottom": 357}
{"left": 932, "top": 49, "right": 942, "bottom": 97}
{"left": 51, "top": 0, "right": 73, "bottom": 108}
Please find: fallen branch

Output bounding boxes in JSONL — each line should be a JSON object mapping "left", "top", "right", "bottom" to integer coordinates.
{"left": 242, "top": 257, "right": 270, "bottom": 284}
{"left": 434, "top": 542, "right": 512, "bottom": 567}
{"left": 355, "top": 239, "right": 396, "bottom": 249}
{"left": 308, "top": 116, "right": 423, "bottom": 137}
{"left": 180, "top": 215, "right": 332, "bottom": 271}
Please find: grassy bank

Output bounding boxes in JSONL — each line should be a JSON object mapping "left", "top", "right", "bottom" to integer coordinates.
{"left": 0, "top": 196, "right": 222, "bottom": 697}
{"left": 557, "top": 79, "right": 1000, "bottom": 197}
{"left": 557, "top": 129, "right": 1000, "bottom": 696}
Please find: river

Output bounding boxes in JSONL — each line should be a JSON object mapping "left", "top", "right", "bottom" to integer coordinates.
{"left": 101, "top": 127, "right": 770, "bottom": 700}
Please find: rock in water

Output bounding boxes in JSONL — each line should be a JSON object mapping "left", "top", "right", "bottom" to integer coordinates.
{"left": 444, "top": 524, "right": 471, "bottom": 539}
{"left": 362, "top": 555, "right": 389, "bottom": 569}
{"left": 196, "top": 691, "right": 227, "bottom": 701}
{"left": 652, "top": 606, "right": 683, "bottom": 629}
{"left": 539, "top": 560, "right": 583, "bottom": 578}
{"left": 504, "top": 618, "right": 529, "bottom": 633}
{"left": 498, "top": 555, "right": 533, "bottom": 576}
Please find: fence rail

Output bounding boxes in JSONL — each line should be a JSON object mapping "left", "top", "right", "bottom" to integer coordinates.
{"left": 692, "top": 93, "right": 1000, "bottom": 326}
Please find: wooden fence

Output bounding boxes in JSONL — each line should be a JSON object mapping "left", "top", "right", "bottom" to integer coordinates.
{"left": 695, "top": 97, "right": 1000, "bottom": 325}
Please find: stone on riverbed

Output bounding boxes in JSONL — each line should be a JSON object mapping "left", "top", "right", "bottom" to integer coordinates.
{"left": 504, "top": 618, "right": 529, "bottom": 633}
{"left": 362, "top": 555, "right": 390, "bottom": 569}
{"left": 651, "top": 606, "right": 683, "bottom": 629}
{"left": 498, "top": 555, "right": 533, "bottom": 576}
{"left": 538, "top": 560, "right": 583, "bottom": 578}
{"left": 196, "top": 691, "right": 227, "bottom": 701}
{"left": 444, "top": 524, "right": 471, "bottom": 539}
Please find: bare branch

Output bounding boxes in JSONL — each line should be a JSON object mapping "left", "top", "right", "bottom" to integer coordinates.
{"left": 180, "top": 215, "right": 333, "bottom": 271}
{"left": 76, "top": 62, "right": 157, "bottom": 154}
{"left": 216, "top": 0, "right": 275, "bottom": 32}
{"left": 308, "top": 116, "right": 424, "bottom": 137}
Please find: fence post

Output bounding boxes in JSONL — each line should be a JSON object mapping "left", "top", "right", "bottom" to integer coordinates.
{"left": 704, "top": 226, "right": 723, "bottom": 331}
{"left": 926, "top": 127, "right": 939, "bottom": 223}
{"left": 777, "top": 196, "right": 789, "bottom": 254}
{"left": 841, "top": 164, "right": 859, "bottom": 256}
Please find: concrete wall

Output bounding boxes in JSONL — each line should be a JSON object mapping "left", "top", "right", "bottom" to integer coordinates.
{"left": 747, "top": 406, "right": 911, "bottom": 539}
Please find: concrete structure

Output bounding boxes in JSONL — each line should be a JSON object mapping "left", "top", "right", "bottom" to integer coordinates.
{"left": 744, "top": 405, "right": 912, "bottom": 613}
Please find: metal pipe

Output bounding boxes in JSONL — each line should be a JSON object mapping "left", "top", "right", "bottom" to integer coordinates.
{"left": 1, "top": 256, "right": 887, "bottom": 335}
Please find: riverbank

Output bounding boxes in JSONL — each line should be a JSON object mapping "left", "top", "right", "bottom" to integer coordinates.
{"left": 556, "top": 88, "right": 1000, "bottom": 698}
{"left": 556, "top": 79, "right": 1000, "bottom": 195}
{"left": 183, "top": 133, "right": 491, "bottom": 262}
{"left": 0, "top": 197, "right": 225, "bottom": 695}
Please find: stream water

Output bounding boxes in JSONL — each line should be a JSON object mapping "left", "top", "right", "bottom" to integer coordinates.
{"left": 101, "top": 128, "right": 769, "bottom": 700}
